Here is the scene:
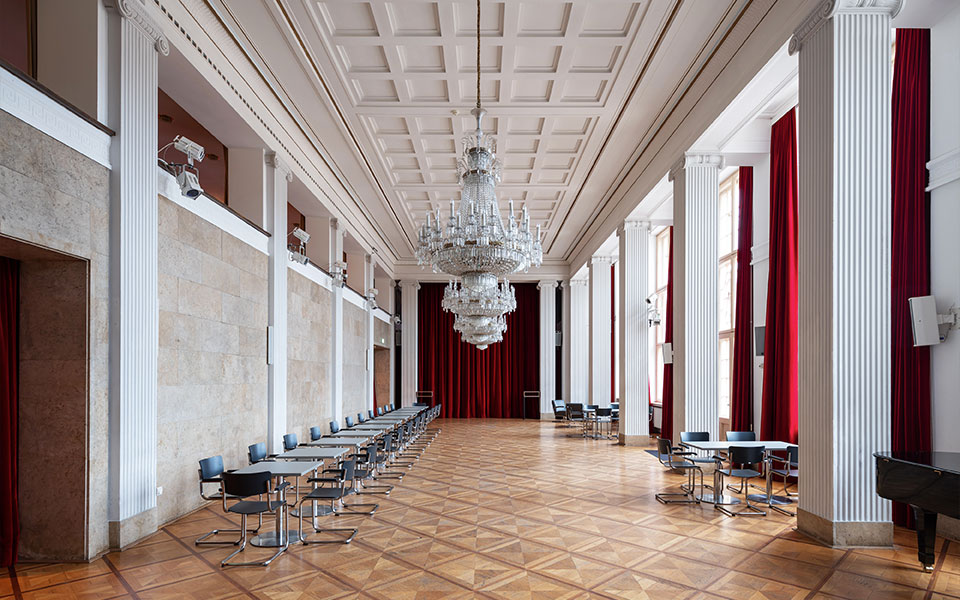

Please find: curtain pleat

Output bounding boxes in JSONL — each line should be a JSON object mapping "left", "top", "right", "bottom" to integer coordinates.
{"left": 730, "top": 167, "right": 754, "bottom": 432}
{"left": 417, "top": 282, "right": 540, "bottom": 418}
{"left": 0, "top": 257, "right": 19, "bottom": 566}
{"left": 891, "top": 28, "right": 931, "bottom": 529}
{"left": 660, "top": 228, "right": 674, "bottom": 441}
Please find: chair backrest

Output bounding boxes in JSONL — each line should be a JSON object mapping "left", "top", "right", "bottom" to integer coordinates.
{"left": 596, "top": 407, "right": 612, "bottom": 417}
{"left": 728, "top": 445, "right": 765, "bottom": 466}
{"left": 329, "top": 420, "right": 340, "bottom": 434}
{"left": 198, "top": 455, "right": 224, "bottom": 480}
{"left": 786, "top": 445, "right": 799, "bottom": 465}
{"left": 567, "top": 403, "right": 584, "bottom": 418}
{"left": 378, "top": 406, "right": 384, "bottom": 416}
{"left": 680, "top": 431, "right": 709, "bottom": 443}
{"left": 341, "top": 456, "right": 357, "bottom": 481}
{"left": 726, "top": 431, "right": 756, "bottom": 442}
{"left": 586, "top": 404, "right": 599, "bottom": 411}
{"left": 283, "top": 433, "right": 298, "bottom": 451}
{"left": 247, "top": 442, "right": 267, "bottom": 464}
{"left": 657, "top": 437, "right": 672, "bottom": 457}
{"left": 345, "top": 416, "right": 355, "bottom": 428}
{"left": 358, "top": 412, "right": 366, "bottom": 423}
{"left": 368, "top": 409, "right": 375, "bottom": 419}
{"left": 310, "top": 426, "right": 323, "bottom": 441}
{"left": 221, "top": 471, "right": 272, "bottom": 499}
{"left": 611, "top": 402, "right": 620, "bottom": 411}
{"left": 389, "top": 403, "right": 395, "bottom": 410}
{"left": 552, "top": 399, "right": 566, "bottom": 410}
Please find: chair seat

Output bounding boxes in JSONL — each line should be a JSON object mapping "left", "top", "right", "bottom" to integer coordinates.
{"left": 720, "top": 468, "right": 761, "bottom": 478}
{"left": 772, "top": 468, "right": 799, "bottom": 477}
{"left": 686, "top": 455, "right": 716, "bottom": 464}
{"left": 304, "top": 487, "right": 345, "bottom": 500}
{"left": 227, "top": 499, "right": 284, "bottom": 515}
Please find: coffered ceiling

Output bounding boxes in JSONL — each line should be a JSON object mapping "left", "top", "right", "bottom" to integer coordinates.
{"left": 201, "top": 0, "right": 816, "bottom": 273}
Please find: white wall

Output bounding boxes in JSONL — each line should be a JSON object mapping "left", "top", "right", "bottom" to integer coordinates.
{"left": 929, "top": 6, "right": 960, "bottom": 453}
{"left": 36, "top": 0, "right": 101, "bottom": 117}
{"left": 751, "top": 154, "right": 771, "bottom": 434}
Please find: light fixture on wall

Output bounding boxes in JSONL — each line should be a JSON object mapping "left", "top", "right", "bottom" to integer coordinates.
{"left": 330, "top": 261, "right": 348, "bottom": 288}
{"left": 159, "top": 135, "right": 205, "bottom": 198}
{"left": 288, "top": 226, "right": 310, "bottom": 265}
{"left": 646, "top": 293, "right": 661, "bottom": 326}
{"left": 415, "top": 0, "right": 542, "bottom": 349}
{"left": 366, "top": 287, "right": 379, "bottom": 309}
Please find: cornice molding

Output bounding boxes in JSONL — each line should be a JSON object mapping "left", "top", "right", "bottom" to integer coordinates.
{"left": 789, "top": 0, "right": 903, "bottom": 55}
{"left": 927, "top": 148, "right": 960, "bottom": 192}
{"left": 105, "top": 0, "right": 169, "bottom": 55}
{"left": 668, "top": 152, "right": 725, "bottom": 182}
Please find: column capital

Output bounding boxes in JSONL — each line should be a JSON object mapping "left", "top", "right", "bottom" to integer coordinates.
{"left": 265, "top": 152, "right": 294, "bottom": 182}
{"left": 618, "top": 219, "right": 650, "bottom": 235}
{"left": 399, "top": 280, "right": 421, "bottom": 291}
{"left": 789, "top": 0, "right": 903, "bottom": 55}
{"left": 590, "top": 255, "right": 616, "bottom": 266}
{"left": 537, "top": 280, "right": 559, "bottom": 291}
{"left": 105, "top": 0, "right": 169, "bottom": 55}
{"left": 569, "top": 278, "right": 589, "bottom": 288}
{"left": 668, "top": 152, "right": 725, "bottom": 182}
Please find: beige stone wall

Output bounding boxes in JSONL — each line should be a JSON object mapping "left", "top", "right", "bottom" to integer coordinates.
{"left": 0, "top": 110, "right": 111, "bottom": 558}
{"left": 343, "top": 301, "right": 368, "bottom": 421}
{"left": 287, "top": 269, "right": 333, "bottom": 439}
{"left": 374, "top": 317, "right": 391, "bottom": 348}
{"left": 157, "top": 196, "right": 269, "bottom": 525}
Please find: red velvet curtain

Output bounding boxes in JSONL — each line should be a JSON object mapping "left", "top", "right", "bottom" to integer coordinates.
{"left": 0, "top": 257, "right": 19, "bottom": 566}
{"left": 891, "top": 29, "right": 931, "bottom": 528}
{"left": 417, "top": 282, "right": 539, "bottom": 418}
{"left": 660, "top": 228, "right": 674, "bottom": 440}
{"left": 760, "top": 109, "right": 799, "bottom": 444}
{"left": 611, "top": 264, "right": 616, "bottom": 404}
{"left": 730, "top": 167, "right": 754, "bottom": 432}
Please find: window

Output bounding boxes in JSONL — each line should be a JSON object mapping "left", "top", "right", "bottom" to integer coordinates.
{"left": 718, "top": 172, "right": 739, "bottom": 422}
{"left": 652, "top": 227, "right": 670, "bottom": 405}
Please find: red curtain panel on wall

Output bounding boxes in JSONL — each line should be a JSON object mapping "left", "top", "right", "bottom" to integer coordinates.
{"left": 611, "top": 263, "right": 616, "bottom": 404}
{"left": 730, "top": 167, "right": 754, "bottom": 432}
{"left": 417, "top": 282, "right": 540, "bottom": 418}
{"left": 760, "top": 108, "right": 799, "bottom": 444}
{"left": 660, "top": 228, "right": 674, "bottom": 440}
{"left": 891, "top": 28, "right": 931, "bottom": 529}
{"left": 0, "top": 257, "right": 19, "bottom": 566}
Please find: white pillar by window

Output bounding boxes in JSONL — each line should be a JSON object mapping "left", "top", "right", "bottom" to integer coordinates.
{"left": 364, "top": 255, "right": 375, "bottom": 413}
{"left": 266, "top": 153, "right": 293, "bottom": 454}
{"left": 399, "top": 280, "right": 420, "bottom": 407}
{"left": 589, "top": 256, "right": 614, "bottom": 406}
{"left": 561, "top": 281, "right": 571, "bottom": 403}
{"left": 619, "top": 220, "right": 651, "bottom": 444}
{"left": 330, "top": 219, "right": 345, "bottom": 425}
{"left": 669, "top": 153, "right": 723, "bottom": 443}
{"left": 538, "top": 280, "right": 558, "bottom": 418}
{"left": 568, "top": 278, "right": 589, "bottom": 404}
{"left": 106, "top": 0, "right": 167, "bottom": 549}
{"left": 791, "top": 0, "right": 899, "bottom": 547}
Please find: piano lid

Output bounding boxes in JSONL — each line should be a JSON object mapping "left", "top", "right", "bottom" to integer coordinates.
{"left": 874, "top": 451, "right": 960, "bottom": 476}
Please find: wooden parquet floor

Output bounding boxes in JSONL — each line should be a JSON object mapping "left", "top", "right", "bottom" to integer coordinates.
{"left": 5, "top": 419, "right": 959, "bottom": 599}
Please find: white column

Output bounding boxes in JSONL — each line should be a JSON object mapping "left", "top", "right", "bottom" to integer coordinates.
{"left": 561, "top": 281, "right": 571, "bottom": 403}
{"left": 364, "top": 254, "right": 375, "bottom": 413}
{"left": 669, "top": 153, "right": 722, "bottom": 443}
{"left": 538, "top": 280, "right": 558, "bottom": 419}
{"left": 265, "top": 153, "right": 292, "bottom": 454}
{"left": 569, "top": 278, "right": 589, "bottom": 404}
{"left": 619, "top": 220, "right": 651, "bottom": 444}
{"left": 399, "top": 280, "right": 420, "bottom": 407}
{"left": 791, "top": 0, "right": 899, "bottom": 547}
{"left": 106, "top": 0, "right": 167, "bottom": 549}
{"left": 330, "top": 219, "right": 345, "bottom": 425}
{"left": 589, "top": 256, "right": 614, "bottom": 406}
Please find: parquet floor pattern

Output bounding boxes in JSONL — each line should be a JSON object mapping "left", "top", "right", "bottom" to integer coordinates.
{"left": 4, "top": 419, "right": 959, "bottom": 599}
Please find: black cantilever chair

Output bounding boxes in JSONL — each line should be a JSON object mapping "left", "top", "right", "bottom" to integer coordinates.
{"left": 310, "top": 426, "right": 323, "bottom": 442}
{"left": 283, "top": 433, "right": 298, "bottom": 451}
{"left": 195, "top": 455, "right": 259, "bottom": 545}
{"left": 716, "top": 446, "right": 767, "bottom": 517}
{"left": 247, "top": 442, "right": 275, "bottom": 465}
{"left": 354, "top": 442, "right": 392, "bottom": 495}
{"left": 297, "top": 464, "right": 358, "bottom": 545}
{"left": 219, "top": 471, "right": 290, "bottom": 567}
{"left": 345, "top": 416, "right": 355, "bottom": 428}
{"left": 654, "top": 438, "right": 703, "bottom": 504}
{"left": 326, "top": 456, "right": 378, "bottom": 515}
{"left": 329, "top": 420, "right": 340, "bottom": 434}
{"left": 357, "top": 412, "right": 366, "bottom": 424}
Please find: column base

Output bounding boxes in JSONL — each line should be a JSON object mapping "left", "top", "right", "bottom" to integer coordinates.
{"left": 618, "top": 433, "right": 652, "bottom": 447}
{"left": 540, "top": 412, "right": 559, "bottom": 421}
{"left": 797, "top": 508, "right": 893, "bottom": 547}
{"left": 109, "top": 507, "right": 158, "bottom": 550}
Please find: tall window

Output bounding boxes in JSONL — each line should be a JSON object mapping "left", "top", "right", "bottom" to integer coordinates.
{"left": 652, "top": 227, "right": 670, "bottom": 404}
{"left": 718, "top": 172, "right": 739, "bottom": 423}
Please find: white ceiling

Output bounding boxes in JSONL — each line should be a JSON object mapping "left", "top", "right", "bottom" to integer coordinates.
{"left": 199, "top": 0, "right": 818, "bottom": 274}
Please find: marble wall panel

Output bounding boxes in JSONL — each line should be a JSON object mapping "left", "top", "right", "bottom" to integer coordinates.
{"left": 286, "top": 269, "right": 332, "bottom": 440}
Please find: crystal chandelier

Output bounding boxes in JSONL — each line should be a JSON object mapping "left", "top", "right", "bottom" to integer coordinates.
{"left": 416, "top": 0, "right": 542, "bottom": 349}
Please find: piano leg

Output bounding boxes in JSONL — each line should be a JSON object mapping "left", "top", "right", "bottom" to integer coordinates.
{"left": 912, "top": 505, "right": 937, "bottom": 572}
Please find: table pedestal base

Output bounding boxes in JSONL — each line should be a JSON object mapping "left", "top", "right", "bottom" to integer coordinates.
{"left": 747, "top": 493, "right": 792, "bottom": 506}
{"left": 702, "top": 493, "right": 741, "bottom": 505}
{"left": 251, "top": 530, "right": 301, "bottom": 547}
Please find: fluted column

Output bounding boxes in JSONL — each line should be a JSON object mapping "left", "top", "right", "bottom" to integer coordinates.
{"left": 589, "top": 256, "right": 615, "bottom": 406}
{"left": 266, "top": 153, "right": 293, "bottom": 454}
{"left": 364, "top": 255, "right": 375, "bottom": 413}
{"left": 538, "top": 280, "right": 559, "bottom": 419}
{"left": 791, "top": 0, "right": 900, "bottom": 547}
{"left": 669, "top": 153, "right": 723, "bottom": 443}
{"left": 399, "top": 280, "right": 420, "bottom": 407}
{"left": 330, "top": 220, "right": 345, "bottom": 424}
{"left": 568, "top": 278, "right": 589, "bottom": 404}
{"left": 106, "top": 0, "right": 168, "bottom": 549}
{"left": 619, "top": 221, "right": 651, "bottom": 444}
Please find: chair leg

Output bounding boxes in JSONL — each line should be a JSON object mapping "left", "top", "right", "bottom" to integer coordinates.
{"left": 656, "top": 468, "right": 702, "bottom": 505}
{"left": 298, "top": 499, "right": 357, "bottom": 545}
{"left": 716, "top": 477, "right": 767, "bottom": 518}
{"left": 221, "top": 512, "right": 288, "bottom": 567}
{"left": 337, "top": 484, "right": 378, "bottom": 515}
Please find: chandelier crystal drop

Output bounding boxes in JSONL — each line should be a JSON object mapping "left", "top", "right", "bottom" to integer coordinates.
{"left": 415, "top": 0, "right": 542, "bottom": 349}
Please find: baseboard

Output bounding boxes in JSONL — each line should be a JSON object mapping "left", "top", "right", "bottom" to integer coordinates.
{"left": 797, "top": 508, "right": 893, "bottom": 547}
{"left": 618, "top": 433, "right": 652, "bottom": 447}
{"left": 109, "top": 507, "right": 158, "bottom": 550}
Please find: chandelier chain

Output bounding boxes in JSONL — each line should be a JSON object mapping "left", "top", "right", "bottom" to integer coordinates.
{"left": 476, "top": 0, "right": 481, "bottom": 111}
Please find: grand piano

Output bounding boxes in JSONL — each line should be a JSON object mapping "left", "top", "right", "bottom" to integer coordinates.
{"left": 875, "top": 451, "right": 960, "bottom": 570}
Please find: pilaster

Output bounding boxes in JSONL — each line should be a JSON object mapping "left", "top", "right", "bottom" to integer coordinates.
{"left": 791, "top": 0, "right": 900, "bottom": 547}
{"left": 619, "top": 221, "right": 652, "bottom": 445}
{"left": 106, "top": 0, "right": 168, "bottom": 549}
{"left": 589, "top": 256, "right": 615, "bottom": 407}
{"left": 364, "top": 254, "right": 376, "bottom": 412}
{"left": 669, "top": 152, "right": 723, "bottom": 443}
{"left": 265, "top": 152, "right": 293, "bottom": 455}
{"left": 330, "top": 220, "right": 345, "bottom": 424}
{"left": 538, "top": 281, "right": 559, "bottom": 419}
{"left": 399, "top": 280, "right": 420, "bottom": 407}
{"left": 568, "top": 278, "right": 589, "bottom": 405}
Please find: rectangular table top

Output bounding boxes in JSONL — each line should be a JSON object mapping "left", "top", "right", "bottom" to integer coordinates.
{"left": 277, "top": 447, "right": 348, "bottom": 461}
{"left": 350, "top": 425, "right": 392, "bottom": 431}
{"left": 681, "top": 440, "right": 797, "bottom": 451}
{"left": 305, "top": 437, "right": 370, "bottom": 447}
{"left": 329, "top": 431, "right": 379, "bottom": 439}
{"left": 231, "top": 460, "right": 321, "bottom": 477}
